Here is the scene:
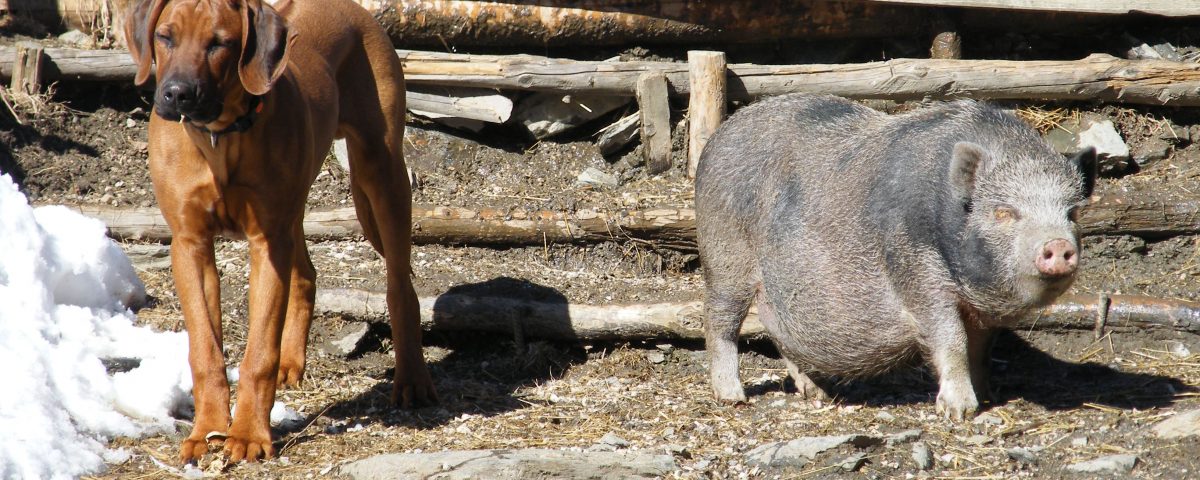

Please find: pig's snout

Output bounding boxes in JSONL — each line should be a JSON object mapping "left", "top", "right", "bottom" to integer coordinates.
{"left": 1035, "top": 238, "right": 1077, "bottom": 278}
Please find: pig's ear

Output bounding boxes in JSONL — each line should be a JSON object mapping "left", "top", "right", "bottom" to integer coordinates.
{"left": 1070, "top": 147, "right": 1098, "bottom": 199}
{"left": 949, "top": 141, "right": 990, "bottom": 201}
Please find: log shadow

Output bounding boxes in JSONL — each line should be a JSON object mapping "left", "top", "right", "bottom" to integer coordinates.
{"left": 311, "top": 277, "right": 585, "bottom": 435}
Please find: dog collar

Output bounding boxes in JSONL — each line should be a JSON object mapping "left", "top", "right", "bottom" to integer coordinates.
{"left": 201, "top": 95, "right": 263, "bottom": 147}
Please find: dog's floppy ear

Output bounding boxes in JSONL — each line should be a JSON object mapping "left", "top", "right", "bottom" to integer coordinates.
{"left": 239, "top": 0, "right": 295, "bottom": 95}
{"left": 125, "top": 0, "right": 169, "bottom": 86}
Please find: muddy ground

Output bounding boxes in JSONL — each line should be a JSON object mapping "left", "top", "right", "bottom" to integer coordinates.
{"left": 3, "top": 39, "right": 1200, "bottom": 478}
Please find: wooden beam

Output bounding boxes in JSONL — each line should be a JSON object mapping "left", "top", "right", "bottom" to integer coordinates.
{"left": 687, "top": 51, "right": 725, "bottom": 179}
{"left": 10, "top": 42, "right": 44, "bottom": 95}
{"left": 637, "top": 72, "right": 673, "bottom": 174}
{"left": 315, "top": 289, "right": 1200, "bottom": 341}
{"left": 859, "top": 0, "right": 1198, "bottom": 17}
{"left": 7, "top": 48, "right": 1200, "bottom": 107}
{"left": 405, "top": 86, "right": 513, "bottom": 123}
{"left": 61, "top": 187, "right": 1200, "bottom": 247}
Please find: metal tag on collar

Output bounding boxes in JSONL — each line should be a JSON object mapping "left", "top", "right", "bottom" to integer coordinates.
{"left": 210, "top": 133, "right": 219, "bottom": 148}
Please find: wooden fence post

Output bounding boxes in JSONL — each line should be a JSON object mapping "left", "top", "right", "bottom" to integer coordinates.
{"left": 11, "top": 42, "right": 45, "bottom": 96}
{"left": 636, "top": 72, "right": 672, "bottom": 174}
{"left": 686, "top": 51, "right": 726, "bottom": 179}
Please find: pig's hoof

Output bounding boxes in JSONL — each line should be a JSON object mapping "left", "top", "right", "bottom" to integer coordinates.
{"left": 935, "top": 390, "right": 979, "bottom": 421}
{"left": 791, "top": 372, "right": 831, "bottom": 401}
{"left": 713, "top": 384, "right": 747, "bottom": 403}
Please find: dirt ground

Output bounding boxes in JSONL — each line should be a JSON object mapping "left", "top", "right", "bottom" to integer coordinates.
{"left": 4, "top": 38, "right": 1200, "bottom": 478}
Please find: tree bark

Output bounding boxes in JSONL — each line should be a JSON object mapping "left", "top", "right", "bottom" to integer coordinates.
{"left": 10, "top": 47, "right": 1200, "bottom": 108}
{"left": 316, "top": 289, "right": 1200, "bottom": 341}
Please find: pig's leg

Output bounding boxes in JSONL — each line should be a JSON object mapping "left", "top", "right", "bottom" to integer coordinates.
{"left": 911, "top": 303, "right": 980, "bottom": 421}
{"left": 966, "top": 324, "right": 995, "bottom": 405}
{"left": 702, "top": 268, "right": 758, "bottom": 403}
{"left": 782, "top": 357, "right": 830, "bottom": 401}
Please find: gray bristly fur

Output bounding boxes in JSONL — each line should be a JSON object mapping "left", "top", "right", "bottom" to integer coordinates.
{"left": 695, "top": 94, "right": 1096, "bottom": 419}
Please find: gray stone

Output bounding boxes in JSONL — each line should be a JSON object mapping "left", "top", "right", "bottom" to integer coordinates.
{"left": 1132, "top": 138, "right": 1172, "bottom": 167}
{"left": 1066, "top": 454, "right": 1138, "bottom": 474}
{"left": 1127, "top": 42, "right": 1183, "bottom": 62}
{"left": 1071, "top": 436, "right": 1089, "bottom": 447}
{"left": 885, "top": 429, "right": 923, "bottom": 446}
{"left": 746, "top": 434, "right": 881, "bottom": 468}
{"left": 124, "top": 244, "right": 172, "bottom": 271}
{"left": 874, "top": 411, "right": 896, "bottom": 423}
{"left": 972, "top": 412, "right": 1003, "bottom": 426}
{"left": 339, "top": 449, "right": 676, "bottom": 479}
{"left": 1077, "top": 118, "right": 1130, "bottom": 172}
{"left": 1151, "top": 409, "right": 1200, "bottom": 439}
{"left": 577, "top": 167, "right": 620, "bottom": 188}
{"left": 911, "top": 442, "right": 934, "bottom": 470}
{"left": 1005, "top": 447, "right": 1039, "bottom": 465}
{"left": 323, "top": 322, "right": 370, "bottom": 357}
{"left": 598, "top": 432, "right": 630, "bottom": 449}
{"left": 645, "top": 351, "right": 667, "bottom": 364}
{"left": 517, "top": 93, "right": 630, "bottom": 139}
{"left": 58, "top": 30, "right": 95, "bottom": 48}
{"left": 836, "top": 452, "right": 868, "bottom": 472}
{"left": 963, "top": 434, "right": 992, "bottom": 446}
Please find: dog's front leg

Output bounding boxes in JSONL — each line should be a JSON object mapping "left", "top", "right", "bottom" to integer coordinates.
{"left": 172, "top": 233, "right": 231, "bottom": 464}
{"left": 224, "top": 232, "right": 292, "bottom": 462}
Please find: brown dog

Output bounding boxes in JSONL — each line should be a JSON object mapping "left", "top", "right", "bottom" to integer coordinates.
{"left": 124, "top": 0, "right": 436, "bottom": 463}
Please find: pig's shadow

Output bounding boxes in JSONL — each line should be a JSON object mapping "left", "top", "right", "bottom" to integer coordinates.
{"left": 752, "top": 329, "right": 1192, "bottom": 411}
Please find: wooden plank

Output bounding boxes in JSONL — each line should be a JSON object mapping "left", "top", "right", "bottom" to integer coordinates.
{"left": 687, "top": 51, "right": 725, "bottom": 179}
{"left": 11, "top": 42, "right": 44, "bottom": 95}
{"left": 636, "top": 72, "right": 673, "bottom": 174}
{"left": 315, "top": 289, "right": 1200, "bottom": 340}
{"left": 596, "top": 112, "right": 641, "bottom": 157}
{"left": 405, "top": 86, "right": 513, "bottom": 123}
{"left": 61, "top": 185, "right": 1200, "bottom": 247}
{"left": 8, "top": 48, "right": 1200, "bottom": 107}
{"left": 860, "top": 0, "right": 1199, "bottom": 17}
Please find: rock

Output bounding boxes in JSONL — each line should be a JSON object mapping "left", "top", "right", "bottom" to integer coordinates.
{"left": 1151, "top": 409, "right": 1200, "bottom": 439}
{"left": 972, "top": 412, "right": 1003, "bottom": 426}
{"left": 1167, "top": 341, "right": 1192, "bottom": 358}
{"left": 598, "top": 432, "right": 630, "bottom": 449}
{"left": 911, "top": 442, "right": 933, "bottom": 470}
{"left": 746, "top": 434, "right": 881, "bottom": 468}
{"left": 597, "top": 113, "right": 641, "bottom": 156}
{"left": 101, "top": 357, "right": 141, "bottom": 374}
{"left": 1042, "top": 115, "right": 1130, "bottom": 174}
{"left": 1127, "top": 42, "right": 1184, "bottom": 61}
{"left": 836, "top": 452, "right": 868, "bottom": 472}
{"left": 322, "top": 321, "right": 370, "bottom": 357}
{"left": 1066, "top": 454, "right": 1138, "bottom": 475}
{"left": 875, "top": 411, "right": 896, "bottom": 423}
{"left": 885, "top": 429, "right": 923, "bottom": 446}
{"left": 123, "top": 244, "right": 172, "bottom": 271}
{"left": 339, "top": 449, "right": 676, "bottom": 479}
{"left": 58, "top": 30, "right": 95, "bottom": 48}
{"left": 1005, "top": 447, "right": 1039, "bottom": 465}
{"left": 517, "top": 93, "right": 631, "bottom": 139}
{"left": 1071, "top": 436, "right": 1089, "bottom": 447}
{"left": 1132, "top": 138, "right": 1172, "bottom": 168}
{"left": 645, "top": 351, "right": 666, "bottom": 364}
{"left": 962, "top": 434, "right": 992, "bottom": 446}
{"left": 1076, "top": 118, "right": 1130, "bottom": 173}
{"left": 577, "top": 167, "right": 620, "bottom": 188}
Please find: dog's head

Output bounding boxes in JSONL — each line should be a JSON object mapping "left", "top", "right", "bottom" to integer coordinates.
{"left": 125, "top": 0, "right": 295, "bottom": 124}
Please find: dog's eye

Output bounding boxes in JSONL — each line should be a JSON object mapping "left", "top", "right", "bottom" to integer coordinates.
{"left": 155, "top": 32, "right": 174, "bottom": 48}
{"left": 208, "top": 39, "right": 236, "bottom": 54}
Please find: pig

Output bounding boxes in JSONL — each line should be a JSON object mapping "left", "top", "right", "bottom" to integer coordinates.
{"left": 694, "top": 94, "right": 1096, "bottom": 419}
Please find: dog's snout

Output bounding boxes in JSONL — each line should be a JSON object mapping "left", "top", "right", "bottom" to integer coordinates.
{"left": 161, "top": 80, "right": 200, "bottom": 111}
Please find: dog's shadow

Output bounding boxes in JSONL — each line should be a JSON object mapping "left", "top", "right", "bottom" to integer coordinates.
{"left": 745, "top": 329, "right": 1193, "bottom": 412}
{"left": 285, "top": 277, "right": 585, "bottom": 441}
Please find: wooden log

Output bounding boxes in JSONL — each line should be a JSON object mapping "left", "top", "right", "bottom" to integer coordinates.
{"left": 860, "top": 0, "right": 1197, "bottom": 17}
{"left": 64, "top": 187, "right": 1200, "bottom": 247}
{"left": 8, "top": 48, "right": 1200, "bottom": 107}
{"left": 686, "top": 51, "right": 725, "bottom": 179}
{"left": 315, "top": 289, "right": 1200, "bottom": 341}
{"left": 596, "top": 112, "right": 640, "bottom": 157}
{"left": 10, "top": 42, "right": 44, "bottom": 95}
{"left": 405, "top": 86, "right": 513, "bottom": 124}
{"left": 636, "top": 72, "right": 673, "bottom": 174}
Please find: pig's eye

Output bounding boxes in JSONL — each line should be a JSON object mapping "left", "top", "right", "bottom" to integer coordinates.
{"left": 993, "top": 206, "right": 1019, "bottom": 222}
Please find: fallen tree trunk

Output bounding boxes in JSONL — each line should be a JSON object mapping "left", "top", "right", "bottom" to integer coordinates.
{"left": 316, "top": 289, "right": 1200, "bottom": 341}
{"left": 859, "top": 0, "right": 1195, "bottom": 16}
{"left": 65, "top": 188, "right": 1200, "bottom": 247}
{"left": 6, "top": 47, "right": 1200, "bottom": 107}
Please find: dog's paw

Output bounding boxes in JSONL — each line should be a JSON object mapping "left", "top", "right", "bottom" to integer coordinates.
{"left": 179, "top": 434, "right": 219, "bottom": 464}
{"left": 222, "top": 433, "right": 275, "bottom": 463}
{"left": 276, "top": 363, "right": 304, "bottom": 388}
{"left": 392, "top": 367, "right": 438, "bottom": 408}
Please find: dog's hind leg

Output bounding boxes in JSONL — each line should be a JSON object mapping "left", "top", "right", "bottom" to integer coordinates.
{"left": 278, "top": 220, "right": 315, "bottom": 387}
